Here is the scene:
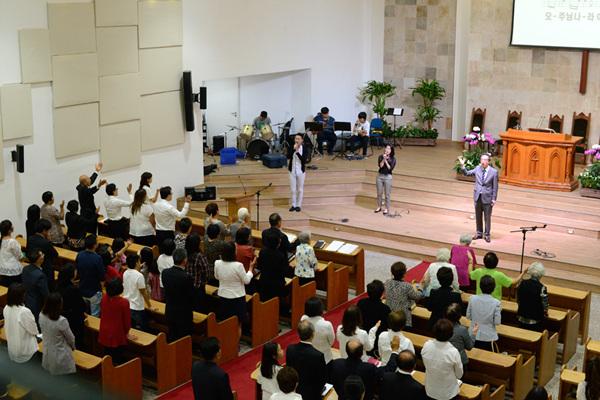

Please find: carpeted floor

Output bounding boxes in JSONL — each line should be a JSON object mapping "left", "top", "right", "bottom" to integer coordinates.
{"left": 157, "top": 261, "right": 431, "bottom": 400}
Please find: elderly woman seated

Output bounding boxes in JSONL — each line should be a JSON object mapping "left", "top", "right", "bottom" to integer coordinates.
{"left": 450, "top": 234, "right": 477, "bottom": 291}
{"left": 293, "top": 231, "right": 318, "bottom": 286}
{"left": 516, "top": 262, "right": 548, "bottom": 332}
{"left": 420, "top": 248, "right": 460, "bottom": 296}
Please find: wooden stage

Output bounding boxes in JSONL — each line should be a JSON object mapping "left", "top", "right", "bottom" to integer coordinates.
{"left": 187, "top": 140, "right": 600, "bottom": 292}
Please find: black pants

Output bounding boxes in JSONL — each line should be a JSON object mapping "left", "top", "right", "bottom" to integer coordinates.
{"left": 348, "top": 135, "right": 369, "bottom": 155}
{"left": 317, "top": 131, "right": 337, "bottom": 154}
{"left": 131, "top": 235, "right": 156, "bottom": 247}
{"left": 0, "top": 275, "right": 21, "bottom": 287}
{"left": 156, "top": 230, "right": 175, "bottom": 247}
{"left": 518, "top": 320, "right": 544, "bottom": 332}
{"left": 168, "top": 321, "right": 193, "bottom": 343}
{"left": 106, "top": 218, "right": 129, "bottom": 239}
{"left": 474, "top": 340, "right": 495, "bottom": 352}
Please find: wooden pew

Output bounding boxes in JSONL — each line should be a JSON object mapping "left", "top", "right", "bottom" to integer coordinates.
{"left": 461, "top": 292, "right": 579, "bottom": 363}
{"left": 287, "top": 277, "right": 316, "bottom": 330}
{"left": 583, "top": 338, "right": 600, "bottom": 373}
{"left": 0, "top": 285, "right": 7, "bottom": 309}
{"left": 16, "top": 236, "right": 77, "bottom": 264}
{"left": 185, "top": 216, "right": 365, "bottom": 294}
{"left": 545, "top": 284, "right": 591, "bottom": 343}
{"left": 84, "top": 315, "right": 191, "bottom": 394}
{"left": 410, "top": 305, "right": 556, "bottom": 387}
{"left": 558, "top": 365, "right": 585, "bottom": 400}
{"left": 316, "top": 262, "right": 350, "bottom": 310}
{"left": 0, "top": 327, "right": 143, "bottom": 400}
{"left": 402, "top": 330, "right": 534, "bottom": 400}
{"left": 147, "top": 299, "right": 239, "bottom": 363}
{"left": 205, "top": 285, "right": 280, "bottom": 347}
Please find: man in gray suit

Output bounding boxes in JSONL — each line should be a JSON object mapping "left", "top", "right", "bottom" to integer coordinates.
{"left": 458, "top": 153, "right": 498, "bottom": 242}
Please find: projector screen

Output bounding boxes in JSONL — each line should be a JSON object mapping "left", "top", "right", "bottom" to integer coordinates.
{"left": 511, "top": 0, "right": 600, "bottom": 49}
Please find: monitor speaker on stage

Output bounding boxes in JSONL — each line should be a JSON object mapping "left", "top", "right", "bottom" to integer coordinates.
{"left": 199, "top": 86, "right": 207, "bottom": 110}
{"left": 185, "top": 186, "right": 216, "bottom": 201}
{"left": 212, "top": 135, "right": 224, "bottom": 153}
{"left": 183, "top": 71, "right": 195, "bottom": 132}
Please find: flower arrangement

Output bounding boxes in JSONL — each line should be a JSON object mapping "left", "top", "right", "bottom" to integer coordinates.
{"left": 453, "top": 127, "right": 501, "bottom": 173}
{"left": 578, "top": 145, "right": 600, "bottom": 190}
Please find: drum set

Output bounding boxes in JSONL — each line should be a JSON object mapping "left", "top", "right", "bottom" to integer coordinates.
{"left": 233, "top": 120, "right": 313, "bottom": 163}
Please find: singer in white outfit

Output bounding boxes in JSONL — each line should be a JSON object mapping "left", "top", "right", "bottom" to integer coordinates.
{"left": 288, "top": 134, "right": 308, "bottom": 212}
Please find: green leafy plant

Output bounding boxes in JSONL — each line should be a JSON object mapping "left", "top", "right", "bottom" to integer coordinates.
{"left": 453, "top": 146, "right": 501, "bottom": 173}
{"left": 411, "top": 78, "right": 446, "bottom": 130}
{"left": 395, "top": 124, "right": 438, "bottom": 139}
{"left": 358, "top": 80, "right": 397, "bottom": 118}
{"left": 578, "top": 160, "right": 600, "bottom": 189}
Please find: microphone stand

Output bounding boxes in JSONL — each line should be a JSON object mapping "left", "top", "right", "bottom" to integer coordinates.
{"left": 253, "top": 182, "right": 272, "bottom": 230}
{"left": 510, "top": 224, "right": 547, "bottom": 273}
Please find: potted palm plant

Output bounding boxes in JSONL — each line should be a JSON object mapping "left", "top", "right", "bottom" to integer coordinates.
{"left": 579, "top": 145, "right": 600, "bottom": 198}
{"left": 358, "top": 80, "right": 396, "bottom": 118}
{"left": 405, "top": 78, "right": 445, "bottom": 146}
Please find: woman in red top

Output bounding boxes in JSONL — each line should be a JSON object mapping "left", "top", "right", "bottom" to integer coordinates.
{"left": 235, "top": 227, "right": 255, "bottom": 271}
{"left": 98, "top": 279, "right": 133, "bottom": 364}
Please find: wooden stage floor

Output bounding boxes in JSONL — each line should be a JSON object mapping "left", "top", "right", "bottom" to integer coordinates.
{"left": 190, "top": 140, "right": 600, "bottom": 292}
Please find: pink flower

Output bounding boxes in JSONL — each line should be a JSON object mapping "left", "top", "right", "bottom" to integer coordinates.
{"left": 585, "top": 149, "right": 595, "bottom": 155}
{"left": 595, "top": 153, "right": 600, "bottom": 160}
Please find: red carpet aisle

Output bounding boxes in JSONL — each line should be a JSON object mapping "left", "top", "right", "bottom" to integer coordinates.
{"left": 157, "top": 261, "right": 431, "bottom": 400}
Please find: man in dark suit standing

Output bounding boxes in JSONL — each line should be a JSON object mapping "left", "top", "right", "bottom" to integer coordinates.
{"left": 285, "top": 320, "right": 327, "bottom": 400}
{"left": 21, "top": 249, "right": 49, "bottom": 322}
{"left": 287, "top": 133, "right": 308, "bottom": 212}
{"left": 27, "top": 219, "right": 58, "bottom": 291}
{"left": 192, "top": 337, "right": 233, "bottom": 400}
{"left": 459, "top": 153, "right": 499, "bottom": 242}
{"left": 162, "top": 248, "right": 194, "bottom": 342}
{"left": 380, "top": 350, "right": 427, "bottom": 400}
{"left": 76, "top": 162, "right": 106, "bottom": 234}
{"left": 262, "top": 213, "right": 296, "bottom": 259}
{"left": 328, "top": 338, "right": 400, "bottom": 400}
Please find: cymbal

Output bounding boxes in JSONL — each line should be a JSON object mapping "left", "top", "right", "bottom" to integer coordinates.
{"left": 226, "top": 125, "right": 241, "bottom": 130}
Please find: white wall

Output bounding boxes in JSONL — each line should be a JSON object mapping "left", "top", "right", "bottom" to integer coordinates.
{"left": 0, "top": 0, "right": 384, "bottom": 232}
{"left": 0, "top": 0, "right": 204, "bottom": 233}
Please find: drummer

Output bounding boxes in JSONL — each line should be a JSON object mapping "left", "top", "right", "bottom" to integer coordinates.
{"left": 253, "top": 111, "right": 271, "bottom": 134}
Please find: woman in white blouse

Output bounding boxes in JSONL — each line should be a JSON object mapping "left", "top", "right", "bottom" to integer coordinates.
{"left": 257, "top": 342, "right": 284, "bottom": 400}
{"left": 300, "top": 297, "right": 334, "bottom": 363}
{"left": 139, "top": 171, "right": 158, "bottom": 204}
{"left": 215, "top": 242, "right": 254, "bottom": 344}
{"left": 294, "top": 231, "right": 318, "bottom": 286}
{"left": 421, "top": 319, "right": 463, "bottom": 400}
{"left": 0, "top": 220, "right": 23, "bottom": 286}
{"left": 336, "top": 305, "right": 372, "bottom": 359}
{"left": 577, "top": 357, "right": 600, "bottom": 400}
{"left": 3, "top": 283, "right": 39, "bottom": 363}
{"left": 129, "top": 189, "right": 156, "bottom": 246}
{"left": 421, "top": 248, "right": 460, "bottom": 296}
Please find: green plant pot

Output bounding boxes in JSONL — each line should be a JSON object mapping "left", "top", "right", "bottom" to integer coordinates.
{"left": 456, "top": 173, "right": 475, "bottom": 182}
{"left": 401, "top": 138, "right": 437, "bottom": 146}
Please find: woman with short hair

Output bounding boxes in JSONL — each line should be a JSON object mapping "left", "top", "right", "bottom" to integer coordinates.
{"left": 0, "top": 220, "right": 23, "bottom": 286}
{"left": 293, "top": 231, "right": 318, "bottom": 286}
{"left": 40, "top": 191, "right": 65, "bottom": 246}
{"left": 450, "top": 234, "right": 477, "bottom": 291}
{"left": 3, "top": 283, "right": 39, "bottom": 363}
{"left": 39, "top": 292, "right": 76, "bottom": 375}
{"left": 421, "top": 248, "right": 459, "bottom": 296}
{"left": 517, "top": 262, "right": 548, "bottom": 332}
{"left": 384, "top": 261, "right": 422, "bottom": 328}
{"left": 300, "top": 297, "right": 335, "bottom": 363}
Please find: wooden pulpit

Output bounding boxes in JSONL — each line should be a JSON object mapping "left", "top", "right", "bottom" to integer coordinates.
{"left": 499, "top": 129, "right": 583, "bottom": 191}
{"left": 222, "top": 194, "right": 253, "bottom": 223}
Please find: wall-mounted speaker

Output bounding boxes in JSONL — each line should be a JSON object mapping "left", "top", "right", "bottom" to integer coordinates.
{"left": 182, "top": 71, "right": 195, "bottom": 131}
{"left": 11, "top": 145, "right": 24, "bottom": 173}
{"left": 199, "top": 86, "right": 207, "bottom": 110}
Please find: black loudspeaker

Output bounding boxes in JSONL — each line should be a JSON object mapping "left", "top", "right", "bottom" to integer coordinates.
{"left": 212, "top": 135, "right": 224, "bottom": 153}
{"left": 185, "top": 186, "right": 216, "bottom": 201}
{"left": 199, "top": 86, "right": 207, "bottom": 110}
{"left": 182, "top": 71, "right": 195, "bottom": 131}
{"left": 11, "top": 145, "right": 24, "bottom": 173}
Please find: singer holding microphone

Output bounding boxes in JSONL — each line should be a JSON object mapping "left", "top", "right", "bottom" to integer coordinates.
{"left": 288, "top": 133, "right": 307, "bottom": 212}
{"left": 375, "top": 144, "right": 396, "bottom": 215}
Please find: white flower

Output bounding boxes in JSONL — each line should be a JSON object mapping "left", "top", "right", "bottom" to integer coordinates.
{"left": 473, "top": 127, "right": 481, "bottom": 132}
{"left": 592, "top": 144, "right": 600, "bottom": 150}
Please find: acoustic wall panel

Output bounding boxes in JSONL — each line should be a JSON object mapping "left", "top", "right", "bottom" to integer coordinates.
{"left": 0, "top": 114, "right": 3, "bottom": 181}
{"left": 99, "top": 73, "right": 141, "bottom": 125}
{"left": 141, "top": 91, "right": 184, "bottom": 151}
{"left": 97, "top": 27, "right": 138, "bottom": 76}
{"left": 95, "top": 0, "right": 138, "bottom": 27}
{"left": 138, "top": 0, "right": 183, "bottom": 48}
{"left": 139, "top": 46, "right": 182, "bottom": 94}
{"left": 100, "top": 120, "right": 141, "bottom": 172}
{"left": 0, "top": 84, "right": 34, "bottom": 140}
{"left": 19, "top": 29, "right": 52, "bottom": 83}
{"left": 48, "top": 2, "right": 96, "bottom": 55}
{"left": 52, "top": 54, "right": 99, "bottom": 107}
{"left": 53, "top": 103, "right": 100, "bottom": 158}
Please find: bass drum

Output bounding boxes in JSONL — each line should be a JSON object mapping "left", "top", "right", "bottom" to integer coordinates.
{"left": 285, "top": 133, "right": 313, "bottom": 164}
{"left": 246, "top": 138, "right": 270, "bottom": 160}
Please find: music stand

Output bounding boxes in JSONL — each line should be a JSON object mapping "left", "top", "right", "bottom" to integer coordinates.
{"left": 333, "top": 121, "right": 352, "bottom": 160}
{"left": 386, "top": 107, "right": 404, "bottom": 130}
{"left": 305, "top": 122, "right": 324, "bottom": 159}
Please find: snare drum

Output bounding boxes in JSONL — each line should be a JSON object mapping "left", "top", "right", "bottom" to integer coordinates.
{"left": 240, "top": 124, "right": 254, "bottom": 140}
{"left": 260, "top": 124, "right": 274, "bottom": 141}
{"left": 246, "top": 138, "right": 270, "bottom": 160}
